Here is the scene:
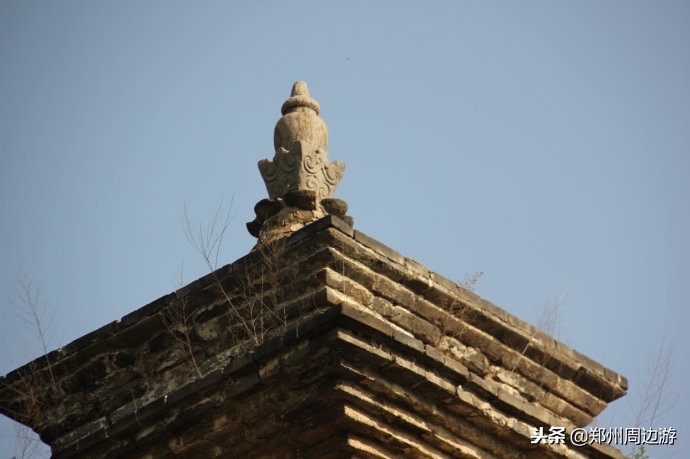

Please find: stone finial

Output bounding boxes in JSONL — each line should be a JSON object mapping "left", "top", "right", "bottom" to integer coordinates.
{"left": 248, "top": 82, "right": 351, "bottom": 244}
{"left": 274, "top": 81, "right": 328, "bottom": 153}
{"left": 260, "top": 81, "right": 344, "bottom": 201}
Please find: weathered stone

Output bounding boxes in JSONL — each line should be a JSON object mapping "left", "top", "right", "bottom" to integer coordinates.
{"left": 321, "top": 197, "right": 348, "bottom": 217}
{"left": 424, "top": 344, "right": 470, "bottom": 383}
{"left": 341, "top": 215, "right": 354, "bottom": 227}
{"left": 253, "top": 198, "right": 283, "bottom": 221}
{"left": 111, "top": 351, "right": 136, "bottom": 368}
{"left": 390, "top": 305, "right": 442, "bottom": 344}
{"left": 283, "top": 189, "right": 317, "bottom": 210}
{"left": 260, "top": 83, "right": 345, "bottom": 201}
{"left": 249, "top": 83, "right": 350, "bottom": 245}
{"left": 325, "top": 268, "right": 374, "bottom": 307}
{"left": 439, "top": 336, "right": 490, "bottom": 376}
{"left": 354, "top": 230, "right": 406, "bottom": 266}
{"left": 147, "top": 331, "right": 173, "bottom": 353}
{"left": 274, "top": 81, "right": 327, "bottom": 153}
{"left": 61, "top": 359, "right": 107, "bottom": 394}
{"left": 283, "top": 216, "right": 354, "bottom": 249}
{"left": 392, "top": 329, "right": 425, "bottom": 354}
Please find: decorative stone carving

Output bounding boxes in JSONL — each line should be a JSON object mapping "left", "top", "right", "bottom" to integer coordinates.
{"left": 259, "top": 82, "right": 345, "bottom": 200}
{"left": 249, "top": 82, "right": 352, "bottom": 244}
{"left": 259, "top": 140, "right": 345, "bottom": 200}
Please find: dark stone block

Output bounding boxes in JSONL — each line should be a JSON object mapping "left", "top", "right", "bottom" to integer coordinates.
{"left": 392, "top": 329, "right": 425, "bottom": 354}
{"left": 106, "top": 314, "right": 164, "bottom": 349}
{"left": 147, "top": 331, "right": 174, "bottom": 353}
{"left": 225, "top": 372, "right": 261, "bottom": 398}
{"left": 284, "top": 189, "right": 317, "bottom": 210}
{"left": 254, "top": 198, "right": 284, "bottom": 220}
{"left": 166, "top": 370, "right": 224, "bottom": 407}
{"left": 62, "top": 358, "right": 107, "bottom": 394}
{"left": 252, "top": 335, "right": 286, "bottom": 364}
{"left": 103, "top": 438, "right": 139, "bottom": 459}
{"left": 403, "top": 276, "right": 431, "bottom": 295}
{"left": 118, "top": 295, "right": 170, "bottom": 329}
{"left": 112, "top": 351, "right": 136, "bottom": 368}
{"left": 60, "top": 320, "right": 118, "bottom": 356}
{"left": 283, "top": 304, "right": 342, "bottom": 345}
{"left": 321, "top": 198, "right": 348, "bottom": 217}
{"left": 77, "top": 428, "right": 107, "bottom": 456}
{"left": 287, "top": 216, "right": 354, "bottom": 249}
{"left": 378, "top": 356, "right": 426, "bottom": 388}
{"left": 169, "top": 400, "right": 217, "bottom": 431}
{"left": 131, "top": 397, "right": 166, "bottom": 425}
{"left": 338, "top": 303, "right": 394, "bottom": 339}
{"left": 223, "top": 354, "right": 257, "bottom": 377}
{"left": 285, "top": 216, "right": 332, "bottom": 247}
{"left": 341, "top": 215, "right": 354, "bottom": 227}
{"left": 573, "top": 366, "right": 610, "bottom": 400}
{"left": 192, "top": 301, "right": 228, "bottom": 325}
{"left": 328, "top": 215, "right": 355, "bottom": 236}
{"left": 246, "top": 219, "right": 261, "bottom": 238}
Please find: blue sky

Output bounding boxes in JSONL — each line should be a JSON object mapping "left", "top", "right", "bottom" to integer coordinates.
{"left": 1, "top": 2, "right": 688, "bottom": 456}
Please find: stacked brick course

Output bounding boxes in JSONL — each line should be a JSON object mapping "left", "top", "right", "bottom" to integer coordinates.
{"left": 1, "top": 216, "right": 626, "bottom": 458}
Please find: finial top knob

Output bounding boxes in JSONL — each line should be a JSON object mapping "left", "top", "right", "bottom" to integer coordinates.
{"left": 281, "top": 81, "right": 320, "bottom": 115}
{"left": 274, "top": 81, "right": 328, "bottom": 153}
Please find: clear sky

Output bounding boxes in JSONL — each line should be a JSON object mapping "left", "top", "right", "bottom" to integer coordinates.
{"left": 1, "top": 1, "right": 688, "bottom": 457}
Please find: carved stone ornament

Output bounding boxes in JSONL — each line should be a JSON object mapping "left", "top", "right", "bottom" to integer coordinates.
{"left": 259, "top": 82, "right": 345, "bottom": 200}
{"left": 248, "top": 82, "right": 351, "bottom": 244}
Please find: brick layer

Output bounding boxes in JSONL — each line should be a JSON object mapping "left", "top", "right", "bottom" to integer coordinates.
{"left": 0, "top": 216, "right": 626, "bottom": 458}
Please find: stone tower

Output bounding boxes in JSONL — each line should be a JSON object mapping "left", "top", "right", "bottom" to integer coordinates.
{"left": 0, "top": 82, "right": 627, "bottom": 458}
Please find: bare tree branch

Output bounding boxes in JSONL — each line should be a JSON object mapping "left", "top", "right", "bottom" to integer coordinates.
{"left": 13, "top": 272, "right": 56, "bottom": 390}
